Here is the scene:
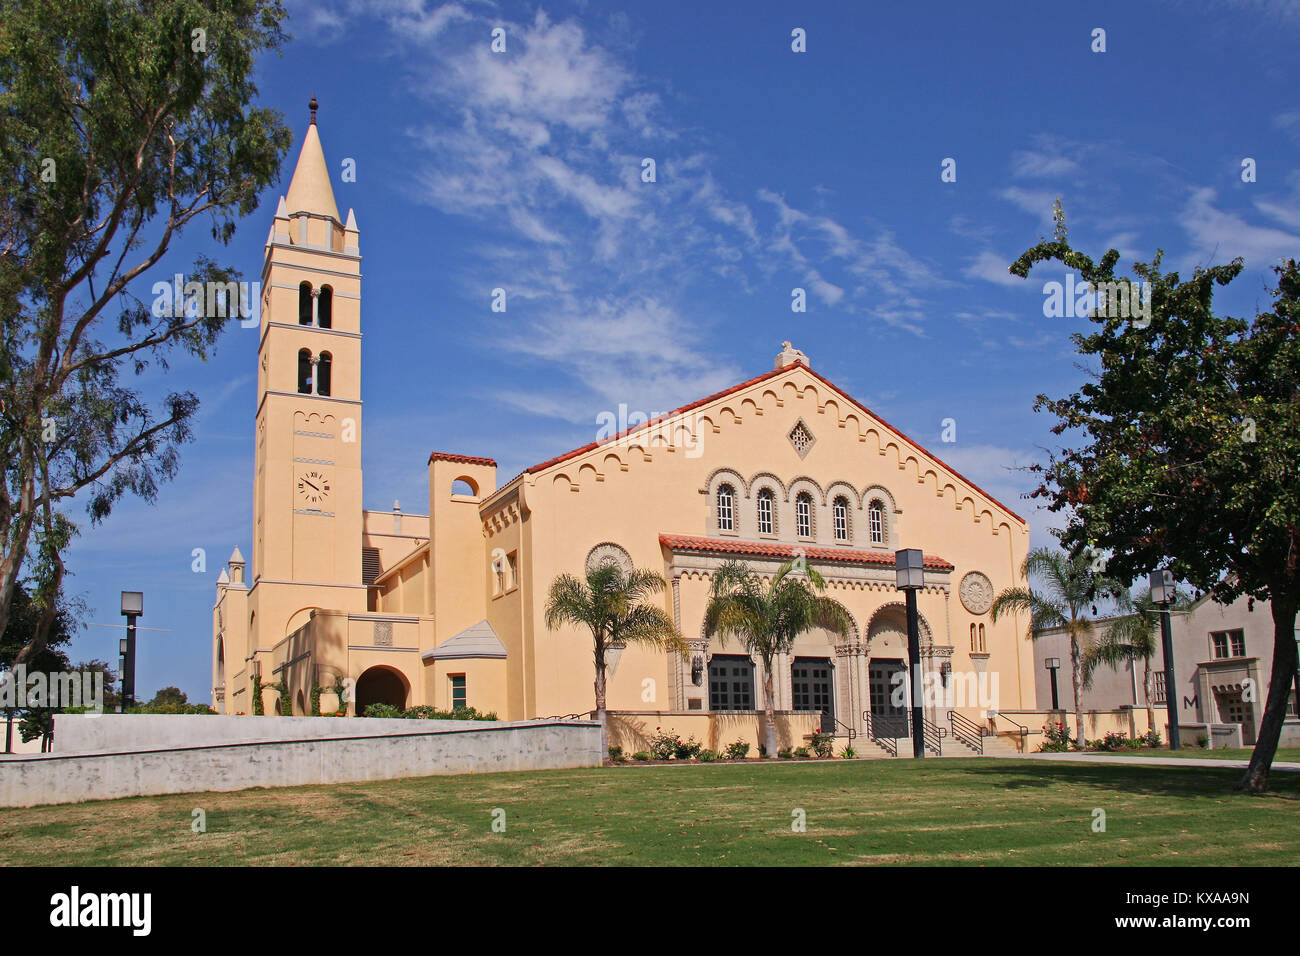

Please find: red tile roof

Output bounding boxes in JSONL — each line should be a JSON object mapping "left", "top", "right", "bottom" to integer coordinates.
{"left": 428, "top": 451, "right": 497, "bottom": 467}
{"left": 659, "top": 533, "right": 954, "bottom": 570}
{"left": 522, "top": 363, "right": 1025, "bottom": 525}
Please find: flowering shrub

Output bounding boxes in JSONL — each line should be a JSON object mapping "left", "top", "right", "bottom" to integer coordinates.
{"left": 673, "top": 735, "right": 703, "bottom": 760}
{"left": 1086, "top": 730, "right": 1162, "bottom": 751}
{"left": 723, "top": 740, "right": 751, "bottom": 760}
{"left": 1038, "top": 721, "right": 1075, "bottom": 752}
{"left": 809, "top": 731, "right": 835, "bottom": 758}
{"left": 648, "top": 731, "right": 680, "bottom": 760}
{"left": 1095, "top": 731, "right": 1130, "bottom": 751}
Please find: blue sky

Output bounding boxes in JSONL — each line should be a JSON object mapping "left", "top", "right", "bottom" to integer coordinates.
{"left": 55, "top": 0, "right": 1300, "bottom": 701}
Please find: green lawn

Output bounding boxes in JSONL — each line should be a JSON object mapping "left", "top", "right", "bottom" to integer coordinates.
{"left": 1, "top": 758, "right": 1296, "bottom": 866}
{"left": 1118, "top": 747, "right": 1300, "bottom": 762}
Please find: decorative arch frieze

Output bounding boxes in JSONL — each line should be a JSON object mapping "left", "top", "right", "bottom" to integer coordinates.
{"left": 698, "top": 466, "right": 748, "bottom": 498}
{"left": 787, "top": 475, "right": 826, "bottom": 506}
{"left": 862, "top": 483, "right": 900, "bottom": 514}
{"left": 824, "top": 480, "right": 862, "bottom": 509}
{"left": 745, "top": 471, "right": 788, "bottom": 501}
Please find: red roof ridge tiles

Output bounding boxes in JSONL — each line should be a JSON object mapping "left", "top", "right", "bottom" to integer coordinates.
{"left": 658, "top": 533, "right": 955, "bottom": 570}
{"left": 428, "top": 451, "right": 498, "bottom": 467}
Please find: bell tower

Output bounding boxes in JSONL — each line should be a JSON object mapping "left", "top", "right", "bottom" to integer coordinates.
{"left": 250, "top": 97, "right": 366, "bottom": 629}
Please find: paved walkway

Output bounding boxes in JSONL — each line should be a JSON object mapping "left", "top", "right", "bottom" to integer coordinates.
{"left": 1026, "top": 752, "right": 1300, "bottom": 772}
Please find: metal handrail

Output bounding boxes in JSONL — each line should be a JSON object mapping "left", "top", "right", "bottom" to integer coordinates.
{"left": 862, "top": 711, "right": 898, "bottom": 757}
{"left": 989, "top": 711, "right": 1029, "bottom": 738}
{"left": 829, "top": 715, "right": 857, "bottom": 740}
{"left": 921, "top": 715, "right": 944, "bottom": 756}
{"left": 948, "top": 709, "right": 986, "bottom": 755}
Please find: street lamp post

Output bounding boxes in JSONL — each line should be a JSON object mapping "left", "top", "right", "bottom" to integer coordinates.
{"left": 895, "top": 548, "right": 926, "bottom": 759}
{"left": 1150, "top": 571, "right": 1180, "bottom": 751}
{"left": 1, "top": 663, "right": 11, "bottom": 754}
{"left": 1045, "top": 658, "right": 1061, "bottom": 711}
{"left": 120, "top": 591, "right": 143, "bottom": 711}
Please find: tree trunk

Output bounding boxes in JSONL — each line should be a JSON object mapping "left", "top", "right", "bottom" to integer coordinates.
{"left": 763, "top": 667, "right": 778, "bottom": 759}
{"left": 1235, "top": 597, "right": 1298, "bottom": 793}
{"left": 595, "top": 659, "right": 609, "bottom": 765}
{"left": 1070, "top": 635, "right": 1085, "bottom": 749}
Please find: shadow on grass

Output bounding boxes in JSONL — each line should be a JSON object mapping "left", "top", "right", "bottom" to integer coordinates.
{"left": 959, "top": 759, "right": 1300, "bottom": 800}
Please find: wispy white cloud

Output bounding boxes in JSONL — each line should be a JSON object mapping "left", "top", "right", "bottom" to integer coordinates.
{"left": 1179, "top": 186, "right": 1300, "bottom": 269}
{"left": 963, "top": 249, "right": 1025, "bottom": 287}
{"left": 999, "top": 186, "right": 1061, "bottom": 228}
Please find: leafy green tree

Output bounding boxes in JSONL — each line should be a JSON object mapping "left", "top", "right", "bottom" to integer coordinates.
{"left": 703, "top": 559, "right": 852, "bottom": 759}
{"left": 990, "top": 547, "right": 1128, "bottom": 749}
{"left": 1083, "top": 588, "right": 1188, "bottom": 733}
{"left": 0, "top": 0, "right": 292, "bottom": 667}
{"left": 544, "top": 562, "right": 686, "bottom": 759}
{"left": 1010, "top": 207, "right": 1300, "bottom": 791}
{"left": 130, "top": 684, "right": 212, "bottom": 714}
{"left": 15, "top": 659, "right": 116, "bottom": 751}
{"left": 0, "top": 582, "right": 80, "bottom": 673}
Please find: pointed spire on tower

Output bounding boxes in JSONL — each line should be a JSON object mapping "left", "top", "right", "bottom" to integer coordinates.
{"left": 284, "top": 96, "right": 339, "bottom": 221}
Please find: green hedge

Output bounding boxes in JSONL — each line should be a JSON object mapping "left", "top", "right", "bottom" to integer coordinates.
{"left": 361, "top": 704, "right": 498, "bottom": 721}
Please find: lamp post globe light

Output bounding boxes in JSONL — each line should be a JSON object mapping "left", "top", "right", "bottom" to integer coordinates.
{"left": 895, "top": 548, "right": 926, "bottom": 759}
{"left": 1149, "top": 571, "right": 1180, "bottom": 751}
{"left": 120, "top": 591, "right": 143, "bottom": 711}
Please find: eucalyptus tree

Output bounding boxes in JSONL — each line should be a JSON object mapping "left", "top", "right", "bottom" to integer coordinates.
{"left": 703, "top": 559, "right": 853, "bottom": 758}
{"left": 544, "top": 562, "right": 686, "bottom": 760}
{"left": 0, "top": 0, "right": 292, "bottom": 666}
{"left": 991, "top": 547, "right": 1128, "bottom": 749}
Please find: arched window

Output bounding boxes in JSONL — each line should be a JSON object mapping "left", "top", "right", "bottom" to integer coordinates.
{"left": 317, "top": 351, "right": 332, "bottom": 396}
{"left": 795, "top": 492, "right": 813, "bottom": 539}
{"left": 868, "top": 500, "right": 884, "bottom": 545}
{"left": 978, "top": 623, "right": 986, "bottom": 653}
{"left": 756, "top": 488, "right": 775, "bottom": 535}
{"left": 297, "top": 348, "right": 312, "bottom": 393}
{"left": 832, "top": 496, "right": 850, "bottom": 542}
{"left": 970, "top": 623, "right": 978, "bottom": 651}
{"left": 298, "top": 281, "right": 313, "bottom": 325}
{"left": 717, "top": 484, "right": 735, "bottom": 532}
{"left": 318, "top": 285, "right": 333, "bottom": 329}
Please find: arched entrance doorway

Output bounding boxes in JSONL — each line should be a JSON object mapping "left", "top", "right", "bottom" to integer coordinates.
{"left": 354, "top": 666, "right": 409, "bottom": 716}
{"left": 865, "top": 603, "right": 933, "bottom": 738}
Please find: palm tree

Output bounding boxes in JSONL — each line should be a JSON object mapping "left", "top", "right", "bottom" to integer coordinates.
{"left": 703, "top": 559, "right": 853, "bottom": 758}
{"left": 1084, "top": 587, "right": 1187, "bottom": 734}
{"left": 544, "top": 562, "right": 687, "bottom": 761}
{"left": 990, "top": 547, "right": 1127, "bottom": 749}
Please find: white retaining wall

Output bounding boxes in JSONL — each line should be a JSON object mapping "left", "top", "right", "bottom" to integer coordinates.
{"left": 52, "top": 713, "right": 498, "bottom": 753}
{"left": 0, "top": 715, "right": 602, "bottom": 808}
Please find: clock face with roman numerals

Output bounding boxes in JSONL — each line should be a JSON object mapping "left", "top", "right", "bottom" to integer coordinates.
{"left": 296, "top": 470, "right": 331, "bottom": 505}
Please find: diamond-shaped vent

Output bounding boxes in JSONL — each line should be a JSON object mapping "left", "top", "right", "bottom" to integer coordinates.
{"left": 788, "top": 420, "right": 815, "bottom": 458}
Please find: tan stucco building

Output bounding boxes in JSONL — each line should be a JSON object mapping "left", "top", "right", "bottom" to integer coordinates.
{"left": 212, "top": 112, "right": 1038, "bottom": 753}
{"left": 1034, "top": 594, "right": 1300, "bottom": 746}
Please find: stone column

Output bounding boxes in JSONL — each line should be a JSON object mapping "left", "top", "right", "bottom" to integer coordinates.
{"left": 311, "top": 287, "right": 320, "bottom": 326}
{"left": 669, "top": 573, "right": 683, "bottom": 710}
